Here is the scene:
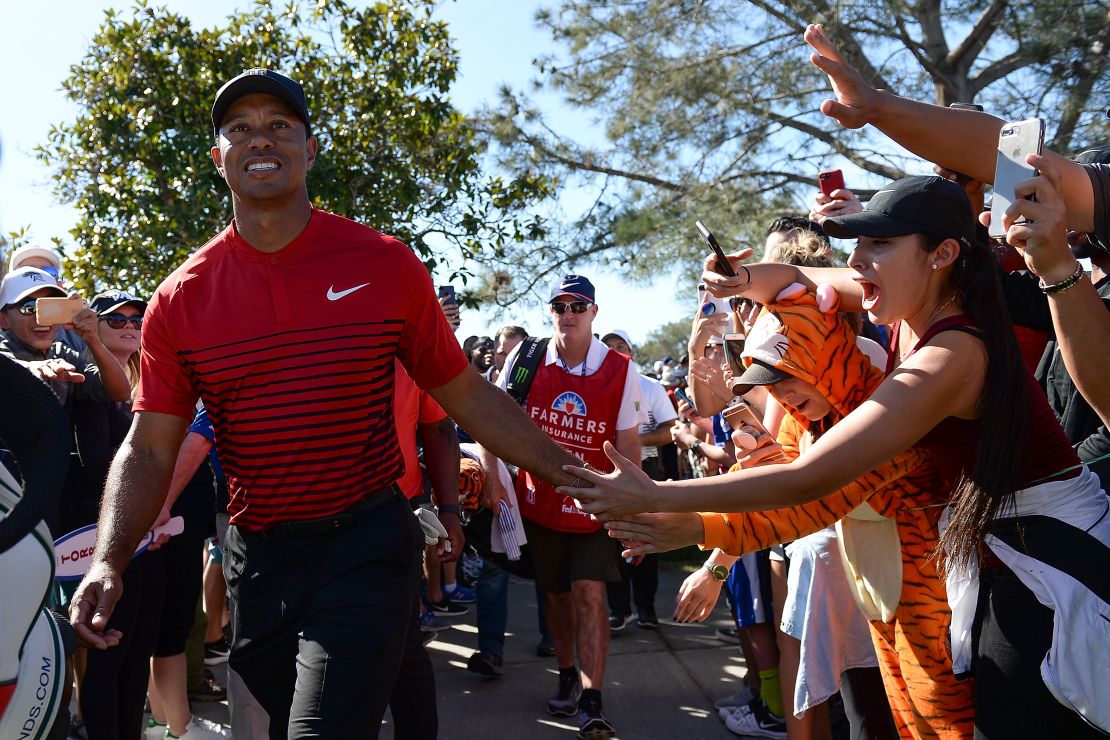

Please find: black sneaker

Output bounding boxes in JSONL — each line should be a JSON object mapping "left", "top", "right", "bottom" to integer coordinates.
{"left": 608, "top": 613, "right": 633, "bottom": 633}
{"left": 577, "top": 696, "right": 616, "bottom": 739}
{"left": 204, "top": 637, "right": 230, "bottom": 665}
{"left": 427, "top": 598, "right": 469, "bottom": 617}
{"left": 716, "top": 625, "right": 740, "bottom": 644}
{"left": 636, "top": 607, "right": 659, "bottom": 629}
{"left": 546, "top": 673, "right": 581, "bottom": 717}
{"left": 466, "top": 650, "right": 504, "bottom": 678}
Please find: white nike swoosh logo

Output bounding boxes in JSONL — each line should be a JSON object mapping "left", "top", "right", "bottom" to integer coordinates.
{"left": 327, "top": 283, "right": 370, "bottom": 301}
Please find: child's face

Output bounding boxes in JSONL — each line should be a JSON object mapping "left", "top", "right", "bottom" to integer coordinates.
{"left": 771, "top": 376, "right": 834, "bottom": 421}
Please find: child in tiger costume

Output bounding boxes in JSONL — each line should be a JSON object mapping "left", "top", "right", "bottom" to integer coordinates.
{"left": 652, "top": 285, "right": 974, "bottom": 738}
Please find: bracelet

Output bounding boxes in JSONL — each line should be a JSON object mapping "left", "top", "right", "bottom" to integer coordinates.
{"left": 1039, "top": 262, "right": 1085, "bottom": 295}
{"left": 738, "top": 264, "right": 751, "bottom": 289}
{"left": 436, "top": 504, "right": 461, "bottom": 515}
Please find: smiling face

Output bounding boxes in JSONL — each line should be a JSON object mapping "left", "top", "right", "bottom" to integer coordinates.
{"left": 848, "top": 234, "right": 937, "bottom": 326}
{"left": 770, "top": 375, "right": 834, "bottom": 421}
{"left": 211, "top": 92, "right": 317, "bottom": 205}
{"left": 0, "top": 288, "right": 61, "bottom": 352}
{"left": 97, "top": 304, "right": 143, "bottom": 358}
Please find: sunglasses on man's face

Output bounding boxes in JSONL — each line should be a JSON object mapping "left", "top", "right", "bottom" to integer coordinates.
{"left": 99, "top": 314, "right": 143, "bottom": 330}
{"left": 550, "top": 301, "right": 590, "bottom": 315}
{"left": 6, "top": 300, "right": 38, "bottom": 316}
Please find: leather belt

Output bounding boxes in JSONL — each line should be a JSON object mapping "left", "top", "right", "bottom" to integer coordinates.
{"left": 259, "top": 487, "right": 398, "bottom": 541}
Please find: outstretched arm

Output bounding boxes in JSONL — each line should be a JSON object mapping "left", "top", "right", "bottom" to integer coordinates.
{"left": 429, "top": 367, "right": 581, "bottom": 488}
{"left": 803, "top": 23, "right": 1096, "bottom": 233}
{"left": 563, "top": 331, "right": 984, "bottom": 518}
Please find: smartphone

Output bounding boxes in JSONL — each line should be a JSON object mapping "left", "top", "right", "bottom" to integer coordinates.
{"left": 721, "top": 332, "right": 746, "bottom": 377}
{"left": 697, "top": 284, "right": 731, "bottom": 318}
{"left": 673, "top": 387, "right": 698, "bottom": 416}
{"left": 818, "top": 169, "right": 845, "bottom": 197}
{"left": 35, "top": 297, "right": 85, "bottom": 325}
{"left": 989, "top": 118, "right": 1045, "bottom": 239}
{"left": 721, "top": 402, "right": 789, "bottom": 461}
{"left": 437, "top": 285, "right": 457, "bottom": 306}
{"left": 694, "top": 221, "right": 737, "bottom": 277}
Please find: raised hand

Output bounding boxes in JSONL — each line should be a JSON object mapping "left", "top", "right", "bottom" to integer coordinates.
{"left": 803, "top": 24, "right": 879, "bottom": 130}
{"left": 673, "top": 566, "right": 725, "bottom": 623}
{"left": 1004, "top": 154, "right": 1075, "bottom": 283}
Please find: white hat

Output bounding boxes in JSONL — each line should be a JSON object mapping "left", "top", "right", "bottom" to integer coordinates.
{"left": 7, "top": 244, "right": 62, "bottom": 272}
{"left": 600, "top": 329, "right": 633, "bottom": 349}
{"left": 0, "top": 267, "right": 67, "bottom": 308}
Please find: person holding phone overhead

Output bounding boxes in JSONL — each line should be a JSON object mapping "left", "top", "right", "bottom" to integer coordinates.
{"left": 563, "top": 173, "right": 1110, "bottom": 738}
{"left": 0, "top": 267, "right": 131, "bottom": 409}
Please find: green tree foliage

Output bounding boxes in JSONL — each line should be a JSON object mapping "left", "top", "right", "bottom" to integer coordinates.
{"left": 637, "top": 318, "right": 694, "bottom": 370}
{"left": 39, "top": 0, "right": 551, "bottom": 296}
{"left": 477, "top": 0, "right": 1109, "bottom": 302}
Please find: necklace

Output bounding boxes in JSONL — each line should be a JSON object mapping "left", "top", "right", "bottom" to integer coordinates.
{"left": 927, "top": 293, "right": 957, "bottom": 326}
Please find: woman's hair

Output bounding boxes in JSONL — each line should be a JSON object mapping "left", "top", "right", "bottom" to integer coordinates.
{"left": 126, "top": 353, "right": 141, "bottom": 391}
{"left": 764, "top": 228, "right": 835, "bottom": 268}
{"left": 927, "top": 232, "right": 1030, "bottom": 569}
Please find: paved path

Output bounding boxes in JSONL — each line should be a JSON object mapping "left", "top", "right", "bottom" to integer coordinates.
{"left": 197, "top": 566, "right": 751, "bottom": 739}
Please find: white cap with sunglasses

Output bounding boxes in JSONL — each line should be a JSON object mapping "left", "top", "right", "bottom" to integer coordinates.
{"left": 0, "top": 267, "right": 67, "bottom": 310}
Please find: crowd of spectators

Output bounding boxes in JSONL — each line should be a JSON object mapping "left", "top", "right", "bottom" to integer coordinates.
{"left": 1, "top": 22, "right": 1109, "bottom": 740}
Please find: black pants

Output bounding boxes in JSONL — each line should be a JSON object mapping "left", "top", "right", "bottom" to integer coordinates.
{"left": 223, "top": 493, "right": 423, "bottom": 739}
{"left": 81, "top": 550, "right": 165, "bottom": 740}
{"left": 606, "top": 550, "right": 659, "bottom": 618}
{"left": 972, "top": 564, "right": 1105, "bottom": 739}
{"left": 839, "top": 666, "right": 898, "bottom": 740}
{"left": 387, "top": 596, "right": 438, "bottom": 739}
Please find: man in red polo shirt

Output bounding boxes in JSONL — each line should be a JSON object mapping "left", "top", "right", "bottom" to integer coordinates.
{"left": 69, "top": 69, "right": 592, "bottom": 739}
{"left": 486, "top": 275, "right": 645, "bottom": 739}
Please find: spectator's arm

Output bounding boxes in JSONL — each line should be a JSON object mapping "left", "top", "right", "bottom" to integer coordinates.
{"left": 641, "top": 424, "right": 674, "bottom": 448}
{"left": 70, "top": 307, "right": 131, "bottom": 402}
{"left": 803, "top": 23, "right": 1096, "bottom": 233}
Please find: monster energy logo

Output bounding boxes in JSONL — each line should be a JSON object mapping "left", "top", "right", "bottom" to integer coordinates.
{"left": 513, "top": 366, "right": 531, "bottom": 384}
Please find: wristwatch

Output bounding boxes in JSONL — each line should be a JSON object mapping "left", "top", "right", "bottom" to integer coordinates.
{"left": 437, "top": 504, "right": 462, "bottom": 515}
{"left": 703, "top": 562, "right": 730, "bottom": 581}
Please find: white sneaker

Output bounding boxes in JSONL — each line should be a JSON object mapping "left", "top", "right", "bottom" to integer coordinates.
{"left": 724, "top": 701, "right": 787, "bottom": 739}
{"left": 144, "top": 716, "right": 168, "bottom": 740}
{"left": 717, "top": 703, "right": 752, "bottom": 722}
{"left": 170, "top": 716, "right": 230, "bottom": 738}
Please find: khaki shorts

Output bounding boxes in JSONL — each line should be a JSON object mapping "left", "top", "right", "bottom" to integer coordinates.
{"left": 522, "top": 518, "right": 621, "bottom": 593}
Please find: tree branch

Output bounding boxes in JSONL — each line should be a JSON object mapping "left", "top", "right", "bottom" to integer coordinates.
{"left": 947, "top": 0, "right": 1008, "bottom": 72}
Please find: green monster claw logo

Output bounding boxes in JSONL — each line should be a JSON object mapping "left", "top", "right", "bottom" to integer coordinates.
{"left": 513, "top": 366, "right": 531, "bottom": 384}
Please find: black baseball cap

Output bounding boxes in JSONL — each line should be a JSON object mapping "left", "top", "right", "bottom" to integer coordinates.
{"left": 730, "top": 360, "right": 792, "bottom": 397}
{"left": 822, "top": 175, "right": 977, "bottom": 245}
{"left": 549, "top": 274, "right": 596, "bottom": 304}
{"left": 211, "top": 68, "right": 311, "bottom": 139}
{"left": 90, "top": 290, "right": 147, "bottom": 315}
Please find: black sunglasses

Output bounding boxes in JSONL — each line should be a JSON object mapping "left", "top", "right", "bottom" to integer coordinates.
{"left": 99, "top": 314, "right": 143, "bottom": 330}
{"left": 550, "top": 301, "right": 590, "bottom": 315}
{"left": 4, "top": 299, "right": 37, "bottom": 316}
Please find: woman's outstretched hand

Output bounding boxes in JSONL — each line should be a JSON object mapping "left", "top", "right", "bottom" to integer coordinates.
{"left": 604, "top": 512, "right": 705, "bottom": 557}
{"left": 558, "top": 441, "right": 660, "bottom": 519}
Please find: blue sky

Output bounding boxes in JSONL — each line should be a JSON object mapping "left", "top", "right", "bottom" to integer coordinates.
{"left": 0, "top": 0, "right": 692, "bottom": 353}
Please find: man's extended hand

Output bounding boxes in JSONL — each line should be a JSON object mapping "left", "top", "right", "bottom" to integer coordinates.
{"left": 30, "top": 358, "right": 85, "bottom": 384}
{"left": 69, "top": 560, "right": 125, "bottom": 650}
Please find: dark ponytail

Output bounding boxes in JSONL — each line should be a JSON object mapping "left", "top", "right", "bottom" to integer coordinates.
{"left": 927, "top": 233, "right": 1029, "bottom": 570}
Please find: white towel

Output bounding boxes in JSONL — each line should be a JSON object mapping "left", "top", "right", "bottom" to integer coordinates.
{"left": 459, "top": 443, "right": 528, "bottom": 560}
